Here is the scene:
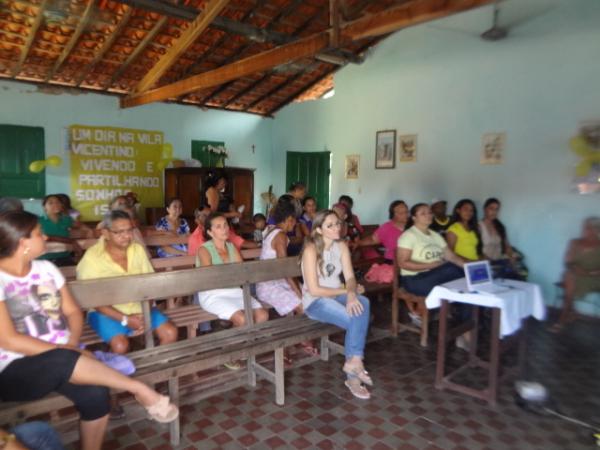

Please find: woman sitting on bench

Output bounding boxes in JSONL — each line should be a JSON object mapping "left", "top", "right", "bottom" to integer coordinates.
{"left": 196, "top": 213, "right": 268, "bottom": 369}
{"left": 0, "top": 211, "right": 178, "bottom": 450}
{"left": 301, "top": 210, "right": 372, "bottom": 399}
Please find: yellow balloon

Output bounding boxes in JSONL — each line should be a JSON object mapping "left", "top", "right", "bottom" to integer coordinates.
{"left": 570, "top": 137, "right": 590, "bottom": 157}
{"left": 575, "top": 160, "right": 592, "bottom": 177}
{"left": 45, "top": 155, "right": 62, "bottom": 167}
{"left": 29, "top": 160, "right": 46, "bottom": 173}
{"left": 162, "top": 143, "right": 174, "bottom": 159}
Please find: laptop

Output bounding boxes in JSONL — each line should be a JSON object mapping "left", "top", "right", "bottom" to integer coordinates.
{"left": 463, "top": 261, "right": 506, "bottom": 293}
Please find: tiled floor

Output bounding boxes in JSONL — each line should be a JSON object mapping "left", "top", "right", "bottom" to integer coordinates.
{"left": 77, "top": 316, "right": 600, "bottom": 450}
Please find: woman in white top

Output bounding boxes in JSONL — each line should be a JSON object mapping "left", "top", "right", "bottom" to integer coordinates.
{"left": 479, "top": 198, "right": 514, "bottom": 261}
{"left": 301, "top": 210, "right": 372, "bottom": 399}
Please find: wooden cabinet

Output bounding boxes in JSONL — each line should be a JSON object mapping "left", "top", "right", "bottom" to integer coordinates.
{"left": 164, "top": 167, "right": 255, "bottom": 223}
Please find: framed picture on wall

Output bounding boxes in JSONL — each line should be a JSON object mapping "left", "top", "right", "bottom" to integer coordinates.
{"left": 481, "top": 132, "right": 506, "bottom": 165}
{"left": 399, "top": 134, "right": 417, "bottom": 162}
{"left": 345, "top": 155, "right": 360, "bottom": 179}
{"left": 375, "top": 130, "right": 396, "bottom": 169}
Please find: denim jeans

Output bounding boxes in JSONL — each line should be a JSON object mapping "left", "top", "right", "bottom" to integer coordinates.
{"left": 305, "top": 294, "right": 370, "bottom": 359}
{"left": 401, "top": 262, "right": 464, "bottom": 296}
{"left": 12, "top": 421, "right": 64, "bottom": 450}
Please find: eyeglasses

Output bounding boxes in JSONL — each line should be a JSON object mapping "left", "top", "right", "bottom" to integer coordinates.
{"left": 109, "top": 228, "right": 134, "bottom": 236}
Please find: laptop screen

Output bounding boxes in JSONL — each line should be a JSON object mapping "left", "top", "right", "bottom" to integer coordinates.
{"left": 465, "top": 262, "right": 492, "bottom": 286}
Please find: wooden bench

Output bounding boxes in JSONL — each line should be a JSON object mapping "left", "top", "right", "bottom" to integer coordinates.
{"left": 60, "top": 248, "right": 262, "bottom": 346}
{"left": 0, "top": 257, "right": 344, "bottom": 446}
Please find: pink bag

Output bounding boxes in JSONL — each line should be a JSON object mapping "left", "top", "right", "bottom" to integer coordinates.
{"left": 365, "top": 263, "right": 394, "bottom": 284}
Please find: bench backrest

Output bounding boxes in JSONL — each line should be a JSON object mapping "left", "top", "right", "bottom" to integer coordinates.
{"left": 68, "top": 256, "right": 300, "bottom": 310}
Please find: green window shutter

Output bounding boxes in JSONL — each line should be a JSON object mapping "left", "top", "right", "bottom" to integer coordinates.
{"left": 0, "top": 125, "right": 45, "bottom": 198}
{"left": 191, "top": 140, "right": 225, "bottom": 167}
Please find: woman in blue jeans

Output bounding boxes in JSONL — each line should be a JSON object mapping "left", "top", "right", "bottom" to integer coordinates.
{"left": 301, "top": 210, "right": 372, "bottom": 399}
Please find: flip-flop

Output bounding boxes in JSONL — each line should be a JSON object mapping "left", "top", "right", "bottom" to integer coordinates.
{"left": 343, "top": 363, "right": 373, "bottom": 386}
{"left": 548, "top": 323, "right": 564, "bottom": 334}
{"left": 223, "top": 360, "right": 242, "bottom": 370}
{"left": 344, "top": 380, "right": 371, "bottom": 400}
{"left": 139, "top": 395, "right": 179, "bottom": 423}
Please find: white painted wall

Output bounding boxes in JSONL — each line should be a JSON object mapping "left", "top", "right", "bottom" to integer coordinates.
{"left": 271, "top": 0, "right": 600, "bottom": 301}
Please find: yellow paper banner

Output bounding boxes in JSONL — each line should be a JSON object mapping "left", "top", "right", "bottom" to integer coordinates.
{"left": 69, "top": 125, "right": 164, "bottom": 220}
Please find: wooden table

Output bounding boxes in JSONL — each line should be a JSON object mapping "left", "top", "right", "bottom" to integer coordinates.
{"left": 426, "top": 279, "right": 546, "bottom": 406}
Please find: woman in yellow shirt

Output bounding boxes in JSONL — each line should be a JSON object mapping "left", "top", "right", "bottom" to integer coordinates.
{"left": 446, "top": 199, "right": 482, "bottom": 261}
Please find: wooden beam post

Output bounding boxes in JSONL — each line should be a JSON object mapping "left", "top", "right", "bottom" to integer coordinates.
{"left": 105, "top": 16, "right": 168, "bottom": 89}
{"left": 134, "top": 0, "right": 231, "bottom": 93}
{"left": 329, "top": 0, "right": 340, "bottom": 48}
{"left": 121, "top": 33, "right": 330, "bottom": 108}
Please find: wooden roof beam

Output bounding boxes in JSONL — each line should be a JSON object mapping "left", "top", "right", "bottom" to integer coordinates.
{"left": 342, "top": 0, "right": 496, "bottom": 41}
{"left": 133, "top": 0, "right": 230, "bottom": 93}
{"left": 121, "top": 32, "right": 329, "bottom": 108}
{"left": 11, "top": 0, "right": 47, "bottom": 77}
{"left": 105, "top": 16, "right": 167, "bottom": 89}
{"left": 116, "top": 0, "right": 362, "bottom": 65}
{"left": 44, "top": 0, "right": 95, "bottom": 82}
{"left": 74, "top": 8, "right": 133, "bottom": 86}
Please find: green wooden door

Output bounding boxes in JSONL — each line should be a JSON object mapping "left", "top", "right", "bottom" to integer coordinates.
{"left": 0, "top": 125, "right": 45, "bottom": 198}
{"left": 286, "top": 151, "right": 331, "bottom": 210}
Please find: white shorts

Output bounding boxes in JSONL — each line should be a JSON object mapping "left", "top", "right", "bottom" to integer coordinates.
{"left": 196, "top": 288, "right": 262, "bottom": 320}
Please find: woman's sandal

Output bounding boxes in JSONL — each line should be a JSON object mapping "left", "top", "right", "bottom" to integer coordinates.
{"left": 344, "top": 379, "right": 371, "bottom": 400}
{"left": 140, "top": 395, "right": 179, "bottom": 423}
{"left": 223, "top": 360, "right": 242, "bottom": 370}
{"left": 343, "top": 363, "right": 373, "bottom": 386}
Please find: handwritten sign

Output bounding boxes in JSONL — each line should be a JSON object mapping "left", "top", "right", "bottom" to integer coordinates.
{"left": 69, "top": 125, "right": 164, "bottom": 220}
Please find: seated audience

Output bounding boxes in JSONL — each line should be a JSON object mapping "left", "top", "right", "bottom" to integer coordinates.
{"left": 552, "top": 217, "right": 600, "bottom": 331}
{"left": 204, "top": 171, "right": 241, "bottom": 220}
{"left": 446, "top": 199, "right": 482, "bottom": 261}
{"left": 430, "top": 198, "right": 451, "bottom": 236}
{"left": 397, "top": 203, "right": 465, "bottom": 311}
{"left": 155, "top": 198, "right": 189, "bottom": 257}
{"left": 188, "top": 206, "right": 211, "bottom": 257}
{"left": 479, "top": 198, "right": 522, "bottom": 279}
{"left": 298, "top": 196, "right": 317, "bottom": 238}
{"left": 332, "top": 203, "right": 350, "bottom": 240}
{"left": 256, "top": 202, "right": 302, "bottom": 316}
{"left": 77, "top": 210, "right": 177, "bottom": 354}
{"left": 287, "top": 181, "right": 307, "bottom": 218}
{"left": 55, "top": 194, "right": 81, "bottom": 224}
{"left": 0, "top": 211, "right": 178, "bottom": 450}
{"left": 196, "top": 213, "right": 268, "bottom": 369}
{"left": 339, "top": 195, "right": 364, "bottom": 238}
{"left": 301, "top": 210, "right": 372, "bottom": 399}
{"left": 38, "top": 194, "right": 91, "bottom": 266}
{"left": 252, "top": 213, "right": 267, "bottom": 244}
{"left": 257, "top": 202, "right": 317, "bottom": 359}
{"left": 353, "top": 200, "right": 408, "bottom": 263}
{"left": 0, "top": 197, "right": 23, "bottom": 214}
{"left": 269, "top": 194, "right": 303, "bottom": 255}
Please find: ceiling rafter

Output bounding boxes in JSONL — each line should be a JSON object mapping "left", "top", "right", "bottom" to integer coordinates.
{"left": 116, "top": 0, "right": 362, "bottom": 65}
{"left": 173, "top": 0, "right": 272, "bottom": 85}
{"left": 121, "top": 0, "right": 494, "bottom": 109}
{"left": 11, "top": 0, "right": 47, "bottom": 76}
{"left": 74, "top": 7, "right": 133, "bottom": 86}
{"left": 195, "top": 0, "right": 326, "bottom": 106}
{"left": 44, "top": 0, "right": 95, "bottom": 82}
{"left": 104, "top": 15, "right": 167, "bottom": 89}
{"left": 222, "top": 74, "right": 270, "bottom": 108}
{"left": 121, "top": 31, "right": 329, "bottom": 107}
{"left": 133, "top": 0, "right": 230, "bottom": 93}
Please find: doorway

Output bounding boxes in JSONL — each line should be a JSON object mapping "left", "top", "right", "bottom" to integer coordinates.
{"left": 285, "top": 151, "right": 331, "bottom": 210}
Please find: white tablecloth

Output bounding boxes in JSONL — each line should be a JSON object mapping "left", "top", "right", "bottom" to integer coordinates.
{"left": 425, "top": 278, "right": 546, "bottom": 337}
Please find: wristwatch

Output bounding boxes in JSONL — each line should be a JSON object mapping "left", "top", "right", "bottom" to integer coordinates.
{"left": 120, "top": 315, "right": 129, "bottom": 327}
